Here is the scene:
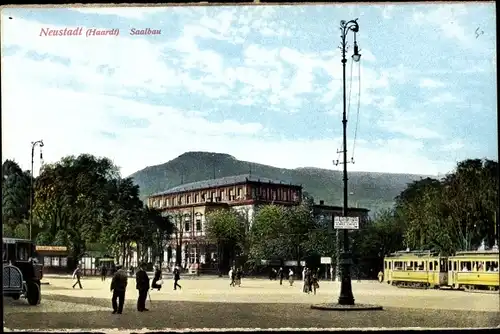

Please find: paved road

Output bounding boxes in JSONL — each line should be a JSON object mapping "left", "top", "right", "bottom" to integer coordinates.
{"left": 4, "top": 277, "right": 500, "bottom": 330}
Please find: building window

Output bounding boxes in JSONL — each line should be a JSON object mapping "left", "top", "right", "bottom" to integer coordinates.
{"left": 220, "top": 190, "right": 225, "bottom": 200}
{"left": 51, "top": 257, "right": 60, "bottom": 267}
{"left": 201, "top": 193, "right": 205, "bottom": 201}
{"left": 237, "top": 188, "right": 242, "bottom": 198}
{"left": 185, "top": 222, "right": 190, "bottom": 232}
{"left": 196, "top": 219, "right": 202, "bottom": 231}
{"left": 211, "top": 192, "right": 216, "bottom": 200}
{"left": 44, "top": 257, "right": 51, "bottom": 267}
{"left": 194, "top": 194, "right": 199, "bottom": 203}
{"left": 272, "top": 190, "right": 277, "bottom": 201}
{"left": 187, "top": 195, "right": 191, "bottom": 204}
{"left": 60, "top": 257, "right": 68, "bottom": 267}
{"left": 252, "top": 188, "right": 257, "bottom": 199}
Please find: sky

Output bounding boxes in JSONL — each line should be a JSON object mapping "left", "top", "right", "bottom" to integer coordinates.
{"left": 1, "top": 3, "right": 497, "bottom": 177}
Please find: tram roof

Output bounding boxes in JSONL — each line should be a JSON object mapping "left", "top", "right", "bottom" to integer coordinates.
{"left": 454, "top": 250, "right": 499, "bottom": 256}
{"left": 386, "top": 250, "right": 440, "bottom": 257}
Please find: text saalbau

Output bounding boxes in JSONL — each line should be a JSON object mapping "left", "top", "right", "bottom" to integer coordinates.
{"left": 39, "top": 28, "right": 162, "bottom": 37}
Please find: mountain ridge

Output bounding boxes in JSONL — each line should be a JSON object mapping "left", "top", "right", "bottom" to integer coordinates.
{"left": 129, "top": 151, "right": 429, "bottom": 213}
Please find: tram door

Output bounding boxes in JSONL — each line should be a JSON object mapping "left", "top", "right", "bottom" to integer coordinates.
{"left": 439, "top": 258, "right": 448, "bottom": 285}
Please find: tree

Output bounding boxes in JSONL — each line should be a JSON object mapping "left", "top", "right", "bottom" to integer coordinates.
{"left": 140, "top": 207, "right": 174, "bottom": 266}
{"left": 249, "top": 204, "right": 290, "bottom": 261}
{"left": 33, "top": 154, "right": 120, "bottom": 260}
{"left": 205, "top": 208, "right": 246, "bottom": 273}
{"left": 2, "top": 160, "right": 31, "bottom": 236}
{"left": 168, "top": 211, "right": 186, "bottom": 266}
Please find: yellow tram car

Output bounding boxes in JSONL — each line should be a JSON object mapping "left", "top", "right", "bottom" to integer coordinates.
{"left": 448, "top": 250, "right": 499, "bottom": 290}
{"left": 383, "top": 249, "right": 499, "bottom": 291}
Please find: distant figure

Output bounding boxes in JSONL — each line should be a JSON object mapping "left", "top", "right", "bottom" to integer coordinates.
{"left": 278, "top": 267, "right": 284, "bottom": 285}
{"left": 303, "top": 268, "right": 312, "bottom": 294}
{"left": 151, "top": 265, "right": 162, "bottom": 291}
{"left": 288, "top": 269, "right": 294, "bottom": 286}
{"left": 72, "top": 265, "right": 83, "bottom": 289}
{"left": 330, "top": 266, "right": 334, "bottom": 281}
{"left": 270, "top": 268, "right": 277, "bottom": 280}
{"left": 311, "top": 272, "right": 319, "bottom": 295}
{"left": 378, "top": 270, "right": 384, "bottom": 283}
{"left": 173, "top": 266, "right": 182, "bottom": 290}
{"left": 229, "top": 267, "right": 236, "bottom": 287}
{"left": 135, "top": 262, "right": 150, "bottom": 312}
{"left": 302, "top": 267, "right": 307, "bottom": 281}
{"left": 235, "top": 267, "right": 242, "bottom": 287}
{"left": 100, "top": 265, "right": 107, "bottom": 282}
{"left": 110, "top": 265, "right": 128, "bottom": 314}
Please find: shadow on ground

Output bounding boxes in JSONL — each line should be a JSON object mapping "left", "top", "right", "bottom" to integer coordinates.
{"left": 4, "top": 294, "right": 500, "bottom": 330}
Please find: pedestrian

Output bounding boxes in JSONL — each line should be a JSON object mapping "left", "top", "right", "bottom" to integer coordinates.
{"left": 288, "top": 268, "right": 294, "bottom": 286}
{"left": 229, "top": 267, "right": 235, "bottom": 287}
{"left": 312, "top": 271, "right": 319, "bottom": 295}
{"left": 378, "top": 270, "right": 384, "bottom": 283}
{"left": 235, "top": 267, "right": 242, "bottom": 287}
{"left": 173, "top": 266, "right": 182, "bottom": 290}
{"left": 100, "top": 264, "right": 107, "bottom": 282}
{"left": 72, "top": 265, "right": 83, "bottom": 289}
{"left": 136, "top": 262, "right": 150, "bottom": 312}
{"left": 151, "top": 265, "right": 163, "bottom": 291}
{"left": 302, "top": 267, "right": 307, "bottom": 282}
{"left": 110, "top": 265, "right": 128, "bottom": 314}
{"left": 278, "top": 267, "right": 284, "bottom": 285}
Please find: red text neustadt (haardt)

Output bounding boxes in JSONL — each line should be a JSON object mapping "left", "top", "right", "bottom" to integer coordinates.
{"left": 39, "top": 28, "right": 120, "bottom": 37}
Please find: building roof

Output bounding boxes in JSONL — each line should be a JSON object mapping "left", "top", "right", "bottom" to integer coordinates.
{"left": 151, "top": 174, "right": 301, "bottom": 197}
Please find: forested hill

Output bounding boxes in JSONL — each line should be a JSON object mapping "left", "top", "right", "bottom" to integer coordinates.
{"left": 128, "top": 152, "right": 430, "bottom": 213}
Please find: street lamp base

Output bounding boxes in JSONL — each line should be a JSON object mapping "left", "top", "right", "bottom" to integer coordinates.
{"left": 311, "top": 303, "right": 383, "bottom": 311}
{"left": 337, "top": 295, "right": 355, "bottom": 305}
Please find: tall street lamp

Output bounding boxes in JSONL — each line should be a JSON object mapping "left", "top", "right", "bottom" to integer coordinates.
{"left": 337, "top": 19, "right": 361, "bottom": 306}
{"left": 30, "top": 140, "right": 44, "bottom": 240}
{"left": 312, "top": 19, "right": 382, "bottom": 311}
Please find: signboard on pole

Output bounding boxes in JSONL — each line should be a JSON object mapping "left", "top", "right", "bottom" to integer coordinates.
{"left": 320, "top": 257, "right": 332, "bottom": 264}
{"left": 334, "top": 216, "right": 360, "bottom": 229}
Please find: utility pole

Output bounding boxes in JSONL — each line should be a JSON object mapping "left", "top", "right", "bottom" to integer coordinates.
{"left": 337, "top": 19, "right": 361, "bottom": 306}
{"left": 30, "top": 140, "right": 44, "bottom": 240}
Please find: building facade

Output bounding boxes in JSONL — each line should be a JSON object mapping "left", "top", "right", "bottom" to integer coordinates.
{"left": 147, "top": 174, "right": 303, "bottom": 267}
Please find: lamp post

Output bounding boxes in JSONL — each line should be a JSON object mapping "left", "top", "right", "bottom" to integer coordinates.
{"left": 337, "top": 19, "right": 361, "bottom": 306}
{"left": 29, "top": 140, "right": 44, "bottom": 240}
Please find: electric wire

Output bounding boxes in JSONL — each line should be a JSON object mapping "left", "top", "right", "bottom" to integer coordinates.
{"left": 336, "top": 57, "right": 354, "bottom": 165}
{"left": 351, "top": 60, "right": 361, "bottom": 160}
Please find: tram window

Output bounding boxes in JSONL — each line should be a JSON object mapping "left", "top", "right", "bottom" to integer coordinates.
{"left": 384, "top": 261, "right": 387, "bottom": 269}
{"left": 430, "top": 262, "right": 433, "bottom": 271}
{"left": 448, "top": 261, "right": 451, "bottom": 270}
{"left": 461, "top": 261, "right": 472, "bottom": 271}
{"left": 453, "top": 261, "right": 457, "bottom": 271}
{"left": 389, "top": 262, "right": 392, "bottom": 269}
{"left": 440, "top": 260, "right": 447, "bottom": 273}
{"left": 418, "top": 262, "right": 424, "bottom": 271}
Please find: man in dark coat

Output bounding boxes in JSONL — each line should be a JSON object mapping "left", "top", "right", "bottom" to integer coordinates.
{"left": 135, "top": 262, "right": 150, "bottom": 312}
{"left": 278, "top": 267, "right": 284, "bottom": 285}
{"left": 110, "top": 265, "right": 128, "bottom": 314}
{"left": 100, "top": 265, "right": 107, "bottom": 282}
{"left": 151, "top": 265, "right": 162, "bottom": 291}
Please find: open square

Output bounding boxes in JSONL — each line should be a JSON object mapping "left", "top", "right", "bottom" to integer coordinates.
{"left": 4, "top": 276, "right": 500, "bottom": 330}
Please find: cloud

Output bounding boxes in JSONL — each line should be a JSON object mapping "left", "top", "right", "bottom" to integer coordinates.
{"left": 428, "top": 92, "right": 459, "bottom": 104}
{"left": 419, "top": 78, "right": 446, "bottom": 88}
{"left": 67, "top": 6, "right": 170, "bottom": 20}
{"left": 1, "top": 6, "right": 495, "bottom": 180}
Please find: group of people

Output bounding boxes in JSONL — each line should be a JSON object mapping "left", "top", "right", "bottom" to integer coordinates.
{"left": 109, "top": 262, "right": 182, "bottom": 314}
{"left": 301, "top": 267, "right": 320, "bottom": 295}
{"left": 228, "top": 267, "right": 243, "bottom": 287}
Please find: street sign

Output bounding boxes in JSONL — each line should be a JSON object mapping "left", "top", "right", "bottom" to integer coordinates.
{"left": 334, "top": 216, "right": 360, "bottom": 229}
{"left": 284, "top": 260, "right": 298, "bottom": 266}
{"left": 320, "top": 257, "right": 332, "bottom": 264}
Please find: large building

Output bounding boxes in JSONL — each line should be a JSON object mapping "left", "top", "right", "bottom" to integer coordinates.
{"left": 147, "top": 174, "right": 303, "bottom": 267}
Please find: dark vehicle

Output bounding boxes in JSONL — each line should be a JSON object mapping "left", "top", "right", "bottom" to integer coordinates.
{"left": 2, "top": 237, "right": 43, "bottom": 305}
